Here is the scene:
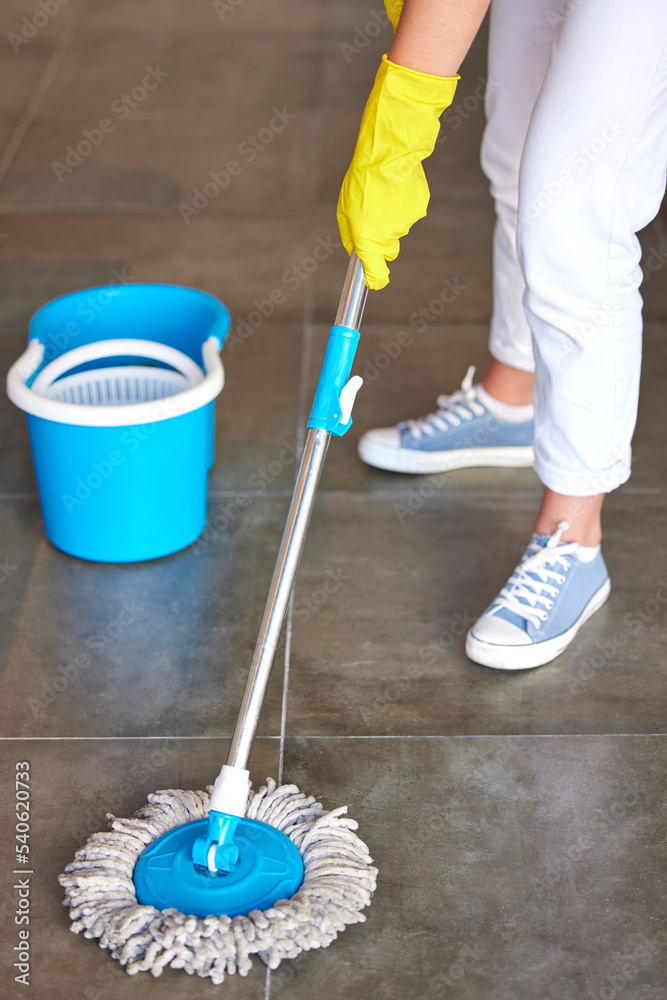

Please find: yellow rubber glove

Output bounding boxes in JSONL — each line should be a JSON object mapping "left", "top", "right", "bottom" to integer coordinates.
{"left": 383, "top": 0, "right": 403, "bottom": 31}
{"left": 337, "top": 55, "right": 459, "bottom": 290}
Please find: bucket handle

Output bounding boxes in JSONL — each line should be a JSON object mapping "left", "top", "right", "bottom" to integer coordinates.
{"left": 31, "top": 338, "right": 205, "bottom": 395}
{"left": 7, "top": 337, "right": 224, "bottom": 428}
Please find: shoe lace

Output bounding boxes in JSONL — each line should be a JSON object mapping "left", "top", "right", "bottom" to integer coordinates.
{"left": 491, "top": 521, "right": 579, "bottom": 629}
{"left": 404, "top": 366, "right": 486, "bottom": 441}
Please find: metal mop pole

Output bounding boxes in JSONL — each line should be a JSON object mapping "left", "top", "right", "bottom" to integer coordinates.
{"left": 228, "top": 251, "right": 368, "bottom": 772}
{"left": 195, "top": 252, "right": 368, "bottom": 871}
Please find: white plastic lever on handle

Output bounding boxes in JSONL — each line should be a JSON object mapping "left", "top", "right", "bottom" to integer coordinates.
{"left": 339, "top": 375, "right": 363, "bottom": 425}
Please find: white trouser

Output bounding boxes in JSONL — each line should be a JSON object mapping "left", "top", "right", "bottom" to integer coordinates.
{"left": 480, "top": 0, "right": 667, "bottom": 495}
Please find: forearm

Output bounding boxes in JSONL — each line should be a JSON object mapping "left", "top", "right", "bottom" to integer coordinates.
{"left": 389, "top": 0, "right": 490, "bottom": 76}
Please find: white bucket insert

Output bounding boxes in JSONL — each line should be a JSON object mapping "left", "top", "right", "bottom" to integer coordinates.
{"left": 43, "top": 366, "right": 192, "bottom": 407}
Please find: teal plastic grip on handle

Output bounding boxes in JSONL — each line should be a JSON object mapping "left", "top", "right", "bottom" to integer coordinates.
{"left": 307, "top": 325, "right": 360, "bottom": 436}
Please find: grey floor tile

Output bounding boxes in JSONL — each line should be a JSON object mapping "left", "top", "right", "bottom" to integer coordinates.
{"left": 317, "top": 110, "right": 361, "bottom": 206}
{"left": 0, "top": 124, "right": 15, "bottom": 152}
{"left": 0, "top": 259, "right": 133, "bottom": 328}
{"left": 0, "top": 496, "right": 290, "bottom": 738}
{"left": 276, "top": 734, "right": 667, "bottom": 1000}
{"left": 638, "top": 221, "right": 667, "bottom": 322}
{"left": 0, "top": 330, "right": 38, "bottom": 494}
{"left": 77, "top": 0, "right": 324, "bottom": 39}
{"left": 0, "top": 210, "right": 343, "bottom": 327}
{"left": 0, "top": 42, "right": 54, "bottom": 125}
{"left": 321, "top": 35, "right": 389, "bottom": 111}
{"left": 285, "top": 491, "right": 667, "bottom": 737}
{"left": 38, "top": 37, "right": 322, "bottom": 116}
{"left": 0, "top": 736, "right": 277, "bottom": 999}
{"left": 209, "top": 324, "right": 301, "bottom": 492}
{"left": 323, "top": 0, "right": 400, "bottom": 36}
{"left": 633, "top": 320, "right": 667, "bottom": 491}
{"left": 428, "top": 112, "right": 490, "bottom": 210}
{"left": 0, "top": 0, "right": 86, "bottom": 40}
{"left": 212, "top": 323, "right": 303, "bottom": 492}
{"left": 0, "top": 112, "right": 319, "bottom": 211}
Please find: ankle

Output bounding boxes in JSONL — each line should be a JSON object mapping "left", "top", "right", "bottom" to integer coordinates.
{"left": 533, "top": 522, "right": 602, "bottom": 547}
{"left": 481, "top": 358, "right": 534, "bottom": 407}
{"left": 533, "top": 491, "right": 604, "bottom": 547}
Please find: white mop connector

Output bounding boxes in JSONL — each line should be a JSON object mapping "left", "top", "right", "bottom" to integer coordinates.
{"left": 208, "top": 764, "right": 251, "bottom": 815}
{"left": 192, "top": 765, "right": 251, "bottom": 872}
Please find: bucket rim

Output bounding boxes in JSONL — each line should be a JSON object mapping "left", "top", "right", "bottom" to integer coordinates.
{"left": 28, "top": 282, "right": 231, "bottom": 353}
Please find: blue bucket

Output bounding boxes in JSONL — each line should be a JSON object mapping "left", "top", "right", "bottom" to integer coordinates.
{"left": 7, "top": 283, "right": 230, "bottom": 562}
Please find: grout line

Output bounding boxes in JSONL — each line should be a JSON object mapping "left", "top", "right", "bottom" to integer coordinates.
{"left": 264, "top": 967, "right": 272, "bottom": 1000}
{"left": 0, "top": 199, "right": 464, "bottom": 216}
{"left": 282, "top": 732, "right": 667, "bottom": 739}
{"left": 206, "top": 490, "right": 542, "bottom": 498}
{"left": 19, "top": 108, "right": 321, "bottom": 122}
{"left": 1, "top": 733, "right": 664, "bottom": 741}
{"left": 0, "top": 15, "right": 84, "bottom": 186}
{"left": 0, "top": 736, "right": 252, "bottom": 741}
{"left": 1, "top": 488, "right": 662, "bottom": 502}
{"left": 209, "top": 490, "right": 546, "bottom": 499}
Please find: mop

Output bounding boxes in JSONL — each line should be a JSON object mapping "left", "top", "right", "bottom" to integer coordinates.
{"left": 59, "top": 253, "right": 378, "bottom": 983}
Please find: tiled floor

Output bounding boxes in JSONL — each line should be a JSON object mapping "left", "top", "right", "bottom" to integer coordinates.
{"left": 1, "top": 3, "right": 665, "bottom": 999}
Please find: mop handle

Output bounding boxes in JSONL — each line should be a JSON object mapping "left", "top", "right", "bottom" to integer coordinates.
{"left": 226, "top": 252, "right": 367, "bottom": 771}
{"left": 333, "top": 248, "right": 368, "bottom": 329}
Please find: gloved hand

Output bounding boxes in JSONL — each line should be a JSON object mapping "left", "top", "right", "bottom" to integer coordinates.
{"left": 383, "top": 0, "right": 403, "bottom": 31}
{"left": 337, "top": 55, "right": 459, "bottom": 290}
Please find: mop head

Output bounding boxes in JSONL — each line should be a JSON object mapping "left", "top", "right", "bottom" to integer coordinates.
{"left": 59, "top": 779, "right": 377, "bottom": 984}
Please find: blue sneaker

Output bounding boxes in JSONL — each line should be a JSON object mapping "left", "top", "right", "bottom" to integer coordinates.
{"left": 466, "top": 522, "right": 611, "bottom": 670}
{"left": 358, "top": 366, "right": 534, "bottom": 474}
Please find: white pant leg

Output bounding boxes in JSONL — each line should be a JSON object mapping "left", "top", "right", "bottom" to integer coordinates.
{"left": 518, "top": 0, "right": 667, "bottom": 495}
{"left": 481, "top": 0, "right": 560, "bottom": 373}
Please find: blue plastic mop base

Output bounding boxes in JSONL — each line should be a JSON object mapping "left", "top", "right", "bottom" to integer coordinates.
{"left": 133, "top": 816, "right": 304, "bottom": 919}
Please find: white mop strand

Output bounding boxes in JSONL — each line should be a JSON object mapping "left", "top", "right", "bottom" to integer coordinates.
{"left": 59, "top": 780, "right": 378, "bottom": 985}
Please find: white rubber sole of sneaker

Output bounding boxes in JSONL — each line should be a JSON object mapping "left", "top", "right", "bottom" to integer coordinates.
{"left": 465, "top": 577, "right": 612, "bottom": 671}
{"left": 358, "top": 438, "right": 534, "bottom": 474}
